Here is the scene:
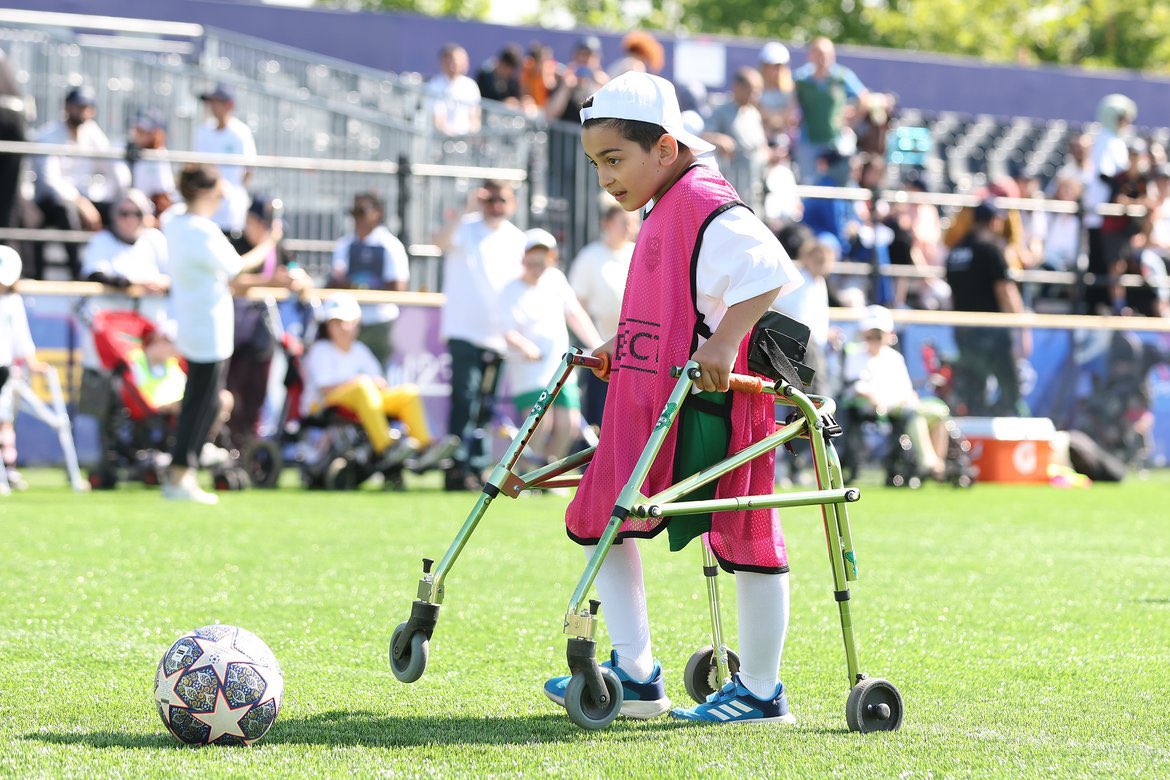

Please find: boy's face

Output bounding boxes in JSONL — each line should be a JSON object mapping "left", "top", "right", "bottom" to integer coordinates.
{"left": 582, "top": 124, "right": 677, "bottom": 212}
{"left": 522, "top": 247, "right": 553, "bottom": 276}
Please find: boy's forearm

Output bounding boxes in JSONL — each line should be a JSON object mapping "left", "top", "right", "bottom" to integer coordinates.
{"left": 708, "top": 288, "right": 780, "bottom": 348}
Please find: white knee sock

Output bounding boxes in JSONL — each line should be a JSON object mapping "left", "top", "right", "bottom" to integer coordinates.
{"left": 585, "top": 541, "right": 654, "bottom": 681}
{"left": 734, "top": 571, "right": 790, "bottom": 700}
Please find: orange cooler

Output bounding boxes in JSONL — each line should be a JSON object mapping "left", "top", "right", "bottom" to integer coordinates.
{"left": 954, "top": 417, "right": 1055, "bottom": 483}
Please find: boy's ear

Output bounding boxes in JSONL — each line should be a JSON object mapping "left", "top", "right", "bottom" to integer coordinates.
{"left": 655, "top": 133, "right": 680, "bottom": 166}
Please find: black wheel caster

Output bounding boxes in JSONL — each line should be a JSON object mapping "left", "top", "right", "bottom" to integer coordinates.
{"left": 243, "top": 438, "right": 283, "bottom": 488}
{"left": 324, "top": 457, "right": 357, "bottom": 490}
{"left": 389, "top": 621, "right": 429, "bottom": 683}
{"left": 564, "top": 667, "right": 623, "bottom": 730}
{"left": 846, "top": 677, "right": 904, "bottom": 732}
{"left": 683, "top": 645, "right": 741, "bottom": 703}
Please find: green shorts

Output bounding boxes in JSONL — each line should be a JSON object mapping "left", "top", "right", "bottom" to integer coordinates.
{"left": 667, "top": 390, "right": 731, "bottom": 553}
{"left": 513, "top": 383, "right": 581, "bottom": 417}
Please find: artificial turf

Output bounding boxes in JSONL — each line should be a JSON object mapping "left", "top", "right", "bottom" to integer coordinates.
{"left": 1, "top": 469, "right": 1167, "bottom": 778}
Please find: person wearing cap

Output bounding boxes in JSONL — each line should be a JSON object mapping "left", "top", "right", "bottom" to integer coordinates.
{"left": 545, "top": 37, "right": 608, "bottom": 124}
{"left": 328, "top": 191, "right": 409, "bottom": 371}
{"left": 426, "top": 43, "right": 481, "bottom": 137}
{"left": 945, "top": 199, "right": 1030, "bottom": 417}
{"left": 161, "top": 164, "right": 283, "bottom": 505}
{"left": 568, "top": 200, "right": 639, "bottom": 426}
{"left": 0, "top": 246, "right": 48, "bottom": 491}
{"left": 757, "top": 42, "right": 796, "bottom": 148}
{"left": 129, "top": 111, "right": 177, "bottom": 216}
{"left": 302, "top": 293, "right": 458, "bottom": 476}
{"left": 792, "top": 37, "right": 870, "bottom": 184}
{"left": 433, "top": 179, "right": 525, "bottom": 491}
{"left": 1083, "top": 93, "right": 1138, "bottom": 314}
{"left": 31, "top": 85, "right": 131, "bottom": 279}
{"left": 542, "top": 71, "right": 803, "bottom": 725}
{"left": 702, "top": 66, "right": 769, "bottom": 213}
{"left": 500, "top": 229, "right": 602, "bottom": 465}
{"left": 194, "top": 82, "right": 256, "bottom": 237}
{"left": 840, "top": 304, "right": 949, "bottom": 481}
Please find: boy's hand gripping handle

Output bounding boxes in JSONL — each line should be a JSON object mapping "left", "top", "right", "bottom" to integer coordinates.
{"left": 680, "top": 366, "right": 769, "bottom": 395}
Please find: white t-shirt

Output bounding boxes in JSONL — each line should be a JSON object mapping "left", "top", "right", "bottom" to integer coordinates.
{"left": 82, "top": 229, "right": 169, "bottom": 282}
{"left": 568, "top": 240, "right": 633, "bottom": 340}
{"left": 0, "top": 293, "right": 34, "bottom": 367}
{"left": 499, "top": 268, "right": 580, "bottom": 395}
{"left": 772, "top": 267, "right": 828, "bottom": 347}
{"left": 301, "top": 338, "right": 383, "bottom": 416}
{"left": 1083, "top": 131, "right": 1129, "bottom": 230}
{"left": 163, "top": 213, "right": 244, "bottom": 362}
{"left": 132, "top": 157, "right": 176, "bottom": 202}
{"left": 440, "top": 213, "right": 525, "bottom": 351}
{"left": 692, "top": 205, "right": 802, "bottom": 341}
{"left": 843, "top": 344, "right": 917, "bottom": 410}
{"left": 34, "top": 120, "right": 131, "bottom": 204}
{"left": 331, "top": 226, "right": 410, "bottom": 325}
{"left": 193, "top": 117, "right": 256, "bottom": 232}
{"left": 425, "top": 74, "right": 481, "bottom": 136}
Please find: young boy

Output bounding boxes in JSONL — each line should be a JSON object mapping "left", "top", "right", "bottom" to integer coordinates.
{"left": 542, "top": 72, "right": 803, "bottom": 723}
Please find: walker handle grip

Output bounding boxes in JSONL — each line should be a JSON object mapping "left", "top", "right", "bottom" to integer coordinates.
{"left": 570, "top": 351, "right": 611, "bottom": 380}
{"left": 727, "top": 373, "right": 766, "bottom": 395}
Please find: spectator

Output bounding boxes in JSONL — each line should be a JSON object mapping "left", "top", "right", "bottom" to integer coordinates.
{"left": 1040, "top": 175, "right": 1084, "bottom": 277}
{"left": 501, "top": 230, "right": 602, "bottom": 465}
{"left": 128, "top": 111, "right": 176, "bottom": 217}
{"left": 944, "top": 200, "right": 1030, "bottom": 416}
{"left": 792, "top": 37, "right": 870, "bottom": 184}
{"left": 757, "top": 42, "right": 796, "bottom": 147}
{"left": 301, "top": 294, "right": 459, "bottom": 475}
{"left": 520, "top": 41, "right": 560, "bottom": 110}
{"left": 328, "top": 191, "right": 409, "bottom": 370}
{"left": 1083, "top": 93, "right": 1137, "bottom": 315}
{"left": 569, "top": 201, "right": 638, "bottom": 425}
{"left": 194, "top": 83, "right": 256, "bottom": 239}
{"left": 762, "top": 136, "right": 801, "bottom": 230}
{"left": 31, "top": 85, "right": 131, "bottom": 279}
{"left": 545, "top": 38, "right": 608, "bottom": 124}
{"left": 1118, "top": 227, "right": 1169, "bottom": 318}
{"left": 433, "top": 180, "right": 525, "bottom": 491}
{"left": 226, "top": 195, "right": 310, "bottom": 449}
{"left": 607, "top": 30, "right": 664, "bottom": 78}
{"left": 801, "top": 149, "right": 857, "bottom": 262}
{"left": 81, "top": 189, "right": 169, "bottom": 291}
{"left": 0, "top": 48, "right": 26, "bottom": 233}
{"left": 476, "top": 44, "right": 523, "bottom": 109}
{"left": 161, "top": 164, "right": 282, "bottom": 504}
{"left": 1148, "top": 165, "right": 1170, "bottom": 254}
{"left": 772, "top": 224, "right": 836, "bottom": 395}
{"left": 0, "top": 246, "right": 47, "bottom": 491}
{"left": 1047, "top": 133, "right": 1092, "bottom": 196}
{"left": 426, "top": 43, "right": 481, "bottom": 137}
{"left": 703, "top": 67, "right": 769, "bottom": 213}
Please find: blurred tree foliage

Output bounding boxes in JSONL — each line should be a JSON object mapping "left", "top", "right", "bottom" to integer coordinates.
{"left": 538, "top": 0, "right": 1170, "bottom": 72}
{"left": 321, "top": 0, "right": 490, "bottom": 18}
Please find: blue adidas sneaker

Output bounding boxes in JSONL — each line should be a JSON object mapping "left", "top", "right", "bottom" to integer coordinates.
{"left": 543, "top": 650, "right": 671, "bottom": 719}
{"left": 670, "top": 674, "right": 796, "bottom": 725}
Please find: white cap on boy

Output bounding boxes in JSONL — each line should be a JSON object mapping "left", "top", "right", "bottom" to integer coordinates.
{"left": 580, "top": 71, "right": 716, "bottom": 155}
{"left": 319, "top": 294, "right": 362, "bottom": 324}
{"left": 523, "top": 228, "right": 558, "bottom": 252}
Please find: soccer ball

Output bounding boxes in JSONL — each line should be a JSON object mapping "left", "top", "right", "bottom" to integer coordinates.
{"left": 153, "top": 625, "right": 284, "bottom": 746}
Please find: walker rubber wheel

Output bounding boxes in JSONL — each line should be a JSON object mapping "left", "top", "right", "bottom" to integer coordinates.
{"left": 846, "top": 677, "right": 904, "bottom": 732}
{"left": 243, "top": 439, "right": 283, "bottom": 488}
{"left": 324, "top": 457, "right": 356, "bottom": 490}
{"left": 388, "top": 622, "right": 429, "bottom": 683}
{"left": 683, "top": 645, "right": 741, "bottom": 703}
{"left": 564, "top": 667, "right": 623, "bottom": 730}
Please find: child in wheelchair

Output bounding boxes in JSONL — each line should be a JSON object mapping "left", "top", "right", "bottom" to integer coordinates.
{"left": 839, "top": 305, "right": 953, "bottom": 486}
{"left": 299, "top": 294, "right": 458, "bottom": 488}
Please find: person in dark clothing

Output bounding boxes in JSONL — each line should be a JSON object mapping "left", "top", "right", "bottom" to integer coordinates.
{"left": 475, "top": 45, "right": 523, "bottom": 107}
{"left": 0, "top": 49, "right": 26, "bottom": 235}
{"left": 945, "top": 200, "right": 1031, "bottom": 416}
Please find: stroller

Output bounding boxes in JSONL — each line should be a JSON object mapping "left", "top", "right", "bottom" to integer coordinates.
{"left": 78, "top": 307, "right": 250, "bottom": 490}
{"left": 388, "top": 349, "right": 904, "bottom": 733}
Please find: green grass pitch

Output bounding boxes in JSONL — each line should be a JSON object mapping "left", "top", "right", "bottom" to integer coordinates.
{"left": 1, "top": 469, "right": 1168, "bottom": 778}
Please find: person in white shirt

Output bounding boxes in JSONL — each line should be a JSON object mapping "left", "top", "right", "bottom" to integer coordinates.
{"left": 1084, "top": 93, "right": 1137, "bottom": 314}
{"left": 425, "top": 44, "right": 481, "bottom": 137}
{"left": 32, "top": 85, "right": 131, "bottom": 279}
{"left": 433, "top": 179, "right": 525, "bottom": 490}
{"left": 328, "top": 191, "right": 410, "bottom": 370}
{"left": 129, "top": 111, "right": 177, "bottom": 217}
{"left": 0, "top": 246, "right": 48, "bottom": 491}
{"left": 703, "top": 67, "right": 770, "bottom": 213}
{"left": 568, "top": 202, "right": 637, "bottom": 424}
{"left": 193, "top": 83, "right": 256, "bottom": 237}
{"left": 302, "top": 294, "right": 458, "bottom": 475}
{"left": 161, "top": 164, "right": 280, "bottom": 504}
{"left": 502, "top": 229, "right": 602, "bottom": 465}
{"left": 841, "top": 305, "right": 948, "bottom": 480}
{"left": 771, "top": 224, "right": 837, "bottom": 395}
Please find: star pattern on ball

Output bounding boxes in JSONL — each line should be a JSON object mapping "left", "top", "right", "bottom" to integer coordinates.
{"left": 154, "top": 667, "right": 187, "bottom": 713}
{"left": 191, "top": 687, "right": 250, "bottom": 744}
{"left": 187, "top": 636, "right": 242, "bottom": 685}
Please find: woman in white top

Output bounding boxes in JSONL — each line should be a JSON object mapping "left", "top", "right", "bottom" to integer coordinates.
{"left": 160, "top": 164, "right": 280, "bottom": 504}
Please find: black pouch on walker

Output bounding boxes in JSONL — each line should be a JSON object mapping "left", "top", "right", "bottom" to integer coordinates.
{"left": 746, "top": 310, "right": 815, "bottom": 387}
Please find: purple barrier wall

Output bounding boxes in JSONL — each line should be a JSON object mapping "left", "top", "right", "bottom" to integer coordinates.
{"left": 10, "top": 0, "right": 1170, "bottom": 126}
